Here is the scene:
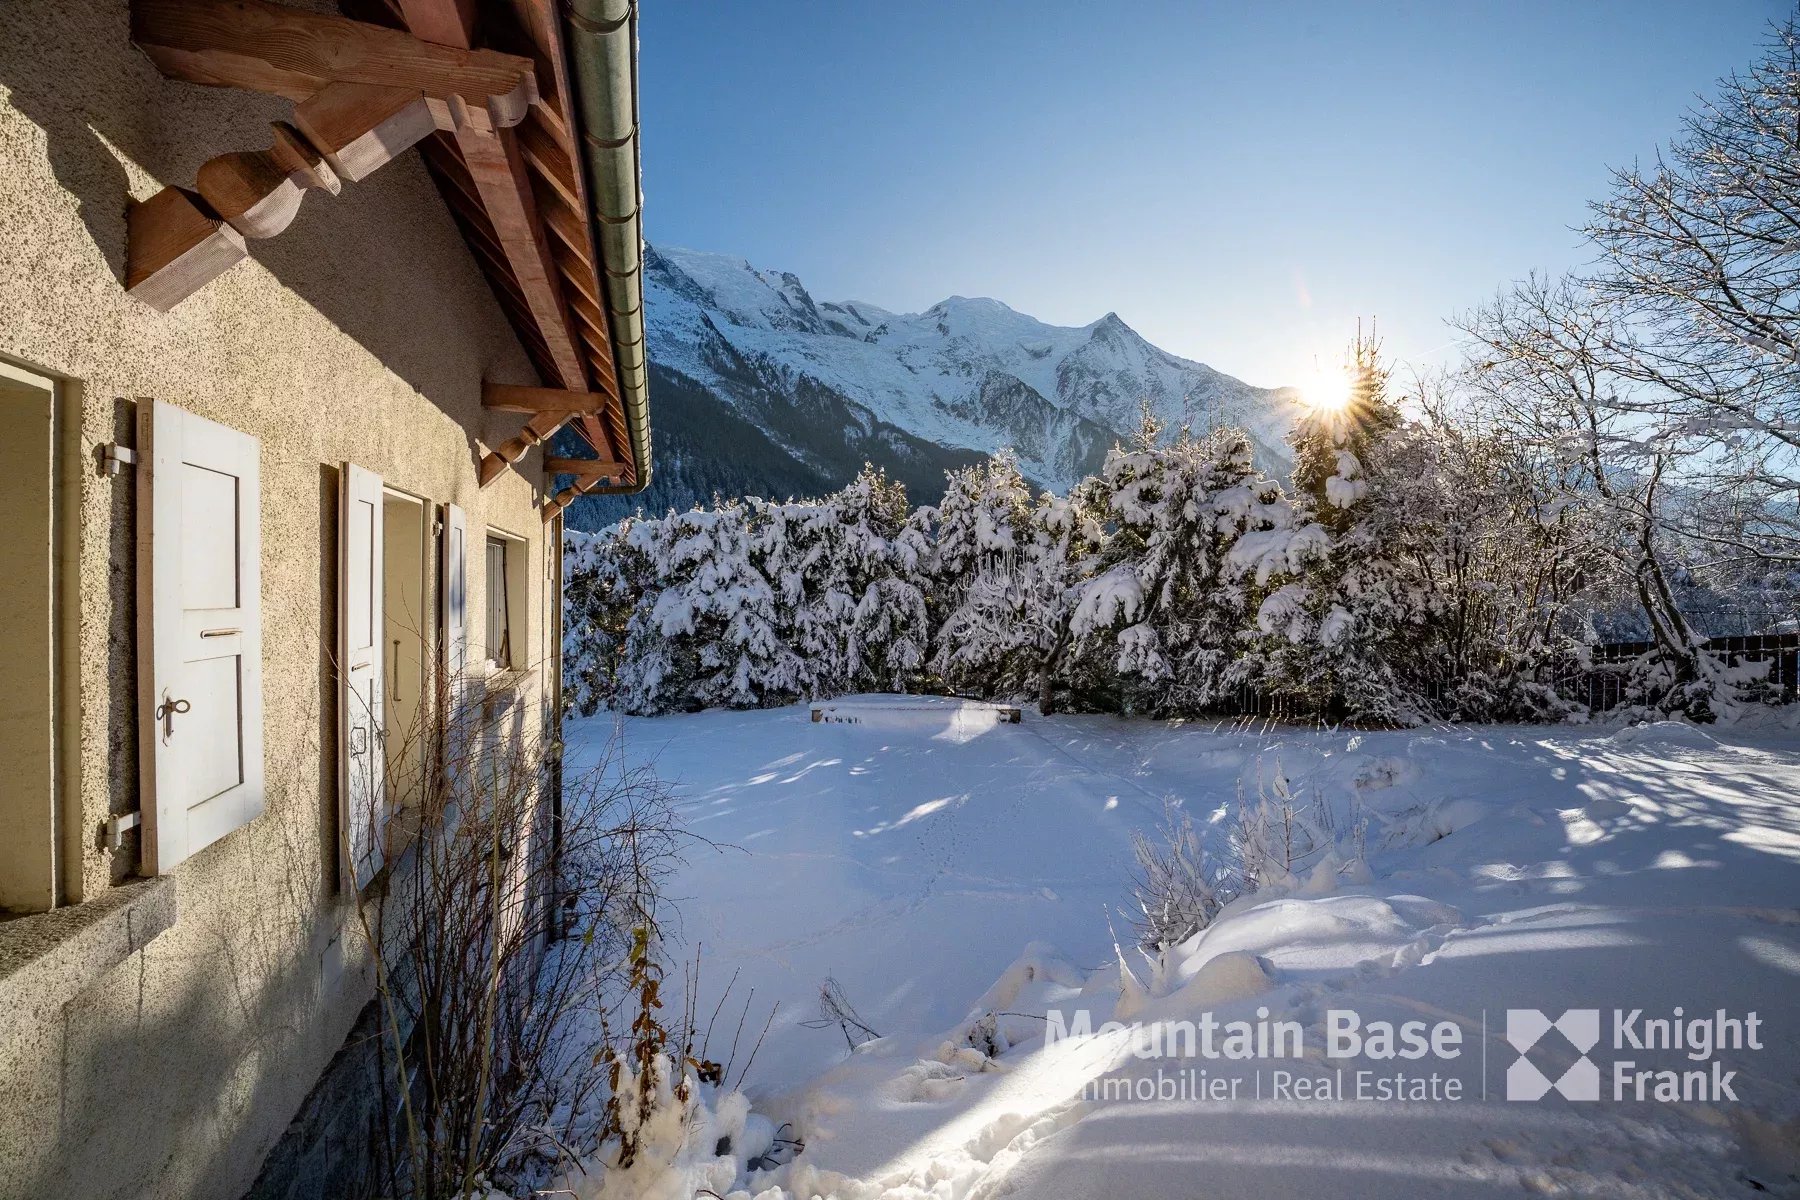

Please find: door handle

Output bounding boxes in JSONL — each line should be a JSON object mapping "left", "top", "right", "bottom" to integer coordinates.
{"left": 349, "top": 724, "right": 367, "bottom": 756}
{"left": 156, "top": 693, "right": 191, "bottom": 741}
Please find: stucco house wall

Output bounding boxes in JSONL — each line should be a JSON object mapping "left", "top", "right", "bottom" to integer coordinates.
{"left": 0, "top": 1, "right": 560, "bottom": 1195}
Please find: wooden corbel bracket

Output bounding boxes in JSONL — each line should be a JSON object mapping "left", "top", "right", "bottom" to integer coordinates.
{"left": 540, "top": 455, "right": 632, "bottom": 519}
{"left": 478, "top": 409, "right": 569, "bottom": 487}
{"left": 126, "top": 0, "right": 538, "bottom": 311}
{"left": 475, "top": 381, "right": 630, "bottom": 495}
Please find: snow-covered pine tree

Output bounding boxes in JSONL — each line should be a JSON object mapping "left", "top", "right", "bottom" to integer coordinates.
{"left": 1252, "top": 326, "right": 1424, "bottom": 723}
{"left": 562, "top": 521, "right": 653, "bottom": 716}
{"left": 1065, "top": 405, "right": 1168, "bottom": 713}
{"left": 566, "top": 321, "right": 1701, "bottom": 723}
{"left": 613, "top": 512, "right": 689, "bottom": 713}
{"left": 825, "top": 465, "right": 930, "bottom": 694}
{"left": 926, "top": 451, "right": 1037, "bottom": 695}
{"left": 1291, "top": 328, "right": 1401, "bottom": 536}
{"left": 748, "top": 495, "right": 834, "bottom": 700}
{"left": 1067, "top": 415, "right": 1289, "bottom": 716}
{"left": 1024, "top": 471, "right": 1112, "bottom": 713}
{"left": 615, "top": 500, "right": 800, "bottom": 713}
{"left": 783, "top": 495, "right": 856, "bottom": 698}
{"left": 871, "top": 503, "right": 932, "bottom": 692}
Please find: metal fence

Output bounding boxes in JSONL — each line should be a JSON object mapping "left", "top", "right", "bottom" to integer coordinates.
{"left": 1574, "top": 633, "right": 1799, "bottom": 712}
{"left": 1220, "top": 633, "right": 1799, "bottom": 720}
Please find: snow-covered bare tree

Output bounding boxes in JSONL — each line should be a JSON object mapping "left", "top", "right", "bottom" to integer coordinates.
{"left": 1583, "top": 21, "right": 1800, "bottom": 570}
{"left": 1364, "top": 384, "right": 1609, "bottom": 721}
{"left": 1456, "top": 276, "right": 1727, "bottom": 717}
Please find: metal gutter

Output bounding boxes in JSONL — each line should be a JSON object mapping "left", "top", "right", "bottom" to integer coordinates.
{"left": 561, "top": 0, "right": 650, "bottom": 495}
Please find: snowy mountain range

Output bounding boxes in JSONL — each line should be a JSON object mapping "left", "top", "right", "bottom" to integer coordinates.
{"left": 570, "top": 244, "right": 1301, "bottom": 526}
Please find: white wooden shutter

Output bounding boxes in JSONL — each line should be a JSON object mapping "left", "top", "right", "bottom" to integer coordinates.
{"left": 439, "top": 503, "right": 470, "bottom": 798}
{"left": 442, "top": 503, "right": 468, "bottom": 682}
{"left": 137, "top": 400, "right": 264, "bottom": 873}
{"left": 340, "top": 463, "right": 386, "bottom": 889}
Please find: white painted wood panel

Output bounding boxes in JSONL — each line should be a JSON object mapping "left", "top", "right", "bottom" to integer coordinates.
{"left": 138, "top": 400, "right": 264, "bottom": 873}
{"left": 340, "top": 462, "right": 386, "bottom": 890}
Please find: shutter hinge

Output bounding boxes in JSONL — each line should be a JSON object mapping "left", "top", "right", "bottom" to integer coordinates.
{"left": 98, "top": 442, "right": 138, "bottom": 476}
{"left": 108, "top": 810, "right": 141, "bottom": 851}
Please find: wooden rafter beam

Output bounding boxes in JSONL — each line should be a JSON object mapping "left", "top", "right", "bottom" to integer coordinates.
{"left": 132, "top": 0, "right": 535, "bottom": 122}
{"left": 126, "top": 0, "right": 539, "bottom": 310}
{"left": 393, "top": 0, "right": 475, "bottom": 48}
{"left": 566, "top": 290, "right": 608, "bottom": 341}
{"left": 385, "top": 0, "right": 587, "bottom": 394}
{"left": 539, "top": 192, "right": 591, "bottom": 263}
{"left": 544, "top": 458, "right": 627, "bottom": 478}
{"left": 455, "top": 127, "right": 586, "bottom": 388}
{"left": 534, "top": 402, "right": 636, "bottom": 517}
{"left": 419, "top": 131, "right": 487, "bottom": 208}
{"left": 554, "top": 243, "right": 601, "bottom": 307}
{"left": 476, "top": 386, "right": 627, "bottom": 492}
{"left": 583, "top": 413, "right": 633, "bottom": 467}
{"left": 504, "top": 0, "right": 627, "bottom": 471}
{"left": 514, "top": 113, "right": 582, "bottom": 211}
{"left": 338, "top": 0, "right": 642, "bottom": 504}
{"left": 481, "top": 382, "right": 610, "bottom": 414}
{"left": 126, "top": 189, "right": 249, "bottom": 312}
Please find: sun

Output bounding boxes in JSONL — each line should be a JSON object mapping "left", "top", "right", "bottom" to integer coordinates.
{"left": 1299, "top": 365, "right": 1354, "bottom": 415}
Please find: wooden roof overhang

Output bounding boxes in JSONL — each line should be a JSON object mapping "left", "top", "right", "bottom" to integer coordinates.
{"left": 125, "top": 0, "right": 649, "bottom": 516}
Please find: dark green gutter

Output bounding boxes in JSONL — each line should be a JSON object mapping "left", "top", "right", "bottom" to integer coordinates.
{"left": 562, "top": 0, "right": 649, "bottom": 495}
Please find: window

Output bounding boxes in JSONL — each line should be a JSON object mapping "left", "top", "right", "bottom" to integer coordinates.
{"left": 486, "top": 535, "right": 512, "bottom": 668}
{"left": 382, "top": 489, "right": 428, "bottom": 792}
{"left": 0, "top": 361, "right": 68, "bottom": 911}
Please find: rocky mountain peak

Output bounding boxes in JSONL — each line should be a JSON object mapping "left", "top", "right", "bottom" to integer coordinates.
{"left": 574, "top": 244, "right": 1297, "bottom": 527}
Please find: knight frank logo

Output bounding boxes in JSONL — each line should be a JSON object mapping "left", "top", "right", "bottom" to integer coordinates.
{"left": 1504, "top": 1007, "right": 1764, "bottom": 1102}
{"left": 1505, "top": 1009, "right": 1601, "bottom": 1101}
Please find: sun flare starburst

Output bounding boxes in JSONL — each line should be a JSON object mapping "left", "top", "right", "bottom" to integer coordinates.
{"left": 1299, "top": 366, "right": 1354, "bottom": 415}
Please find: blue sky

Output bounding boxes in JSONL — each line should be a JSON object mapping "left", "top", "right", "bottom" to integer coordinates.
{"left": 639, "top": 1, "right": 1780, "bottom": 389}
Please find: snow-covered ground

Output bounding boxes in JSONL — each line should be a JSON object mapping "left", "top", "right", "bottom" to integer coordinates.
{"left": 563, "top": 699, "right": 1800, "bottom": 1199}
